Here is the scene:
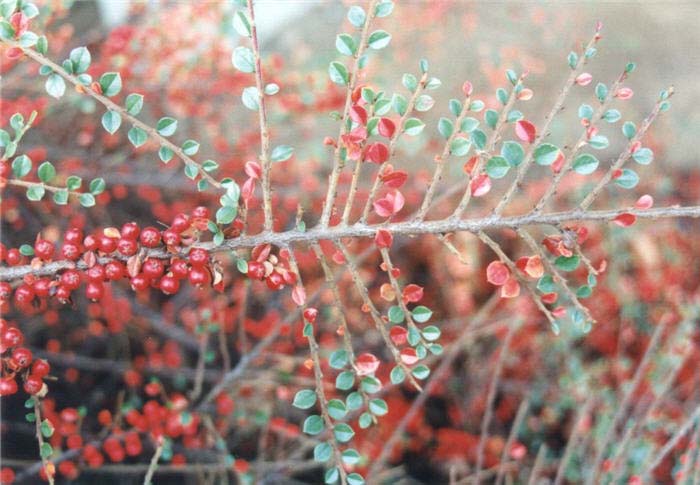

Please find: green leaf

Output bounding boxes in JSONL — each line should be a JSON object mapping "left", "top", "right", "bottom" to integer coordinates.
{"left": 99, "top": 72, "right": 122, "bottom": 97}
{"left": 182, "top": 140, "right": 200, "bottom": 156}
{"left": 335, "top": 371, "right": 354, "bottom": 391}
{"left": 390, "top": 366, "right": 405, "bottom": 384}
{"left": 368, "top": 30, "right": 391, "bottom": 49}
{"left": 555, "top": 255, "right": 580, "bottom": 272}
{"left": 69, "top": 46, "right": 91, "bottom": 74}
{"left": 328, "top": 61, "right": 349, "bottom": 86}
{"left": 232, "top": 46, "right": 255, "bottom": 73}
{"left": 19, "top": 244, "right": 34, "bottom": 257}
{"left": 507, "top": 109, "right": 523, "bottom": 123}
{"left": 264, "top": 83, "right": 279, "bottom": 95}
{"left": 347, "top": 473, "right": 365, "bottom": 485}
{"left": 449, "top": 99, "right": 462, "bottom": 117}
{"left": 347, "top": 6, "right": 366, "bottom": 28}
{"left": 414, "top": 94, "right": 434, "bottom": 112}
{"left": 40, "top": 442, "right": 53, "bottom": 460}
{"left": 534, "top": 143, "right": 560, "bottom": 166}
{"left": 412, "top": 365, "right": 430, "bottom": 380}
{"left": 241, "top": 86, "right": 260, "bottom": 110}
{"left": 271, "top": 145, "right": 294, "bottom": 162}
{"left": 128, "top": 126, "right": 148, "bottom": 147}
{"left": 293, "top": 389, "right": 317, "bottom": 409}
{"left": 327, "top": 399, "right": 347, "bottom": 420}
{"left": 576, "top": 285, "right": 592, "bottom": 298}
{"left": 101, "top": 110, "right": 122, "bottom": 134}
{"left": 485, "top": 109, "right": 498, "bottom": 129}
{"left": 360, "top": 376, "right": 381, "bottom": 394}
{"left": 18, "top": 31, "right": 38, "bottom": 47}
{"left": 595, "top": 82, "right": 608, "bottom": 102}
{"left": 387, "top": 306, "right": 404, "bottom": 324}
{"left": 90, "top": 177, "right": 107, "bottom": 195}
{"left": 496, "top": 88, "right": 508, "bottom": 105}
{"left": 422, "top": 325, "right": 441, "bottom": 342}
{"left": 450, "top": 137, "right": 471, "bottom": 157}
{"left": 368, "top": 398, "right": 388, "bottom": 416}
{"left": 0, "top": 20, "right": 15, "bottom": 39}
{"left": 125, "top": 93, "right": 144, "bottom": 115}
{"left": 36, "top": 161, "right": 55, "bottom": 183}
{"left": 374, "top": 1, "right": 394, "bottom": 17}
{"left": 336, "top": 33, "right": 357, "bottom": 56}
{"left": 622, "top": 121, "right": 636, "bottom": 139}
{"left": 329, "top": 350, "right": 349, "bottom": 369}
{"left": 202, "top": 160, "right": 219, "bottom": 172}
{"left": 45, "top": 74, "right": 66, "bottom": 99}
{"left": 26, "top": 185, "right": 45, "bottom": 201}
{"left": 588, "top": 135, "right": 609, "bottom": 150}
{"left": 334, "top": 423, "right": 355, "bottom": 443}
{"left": 342, "top": 449, "right": 361, "bottom": 465}
{"left": 215, "top": 206, "right": 237, "bottom": 224}
{"left": 12, "top": 154, "right": 32, "bottom": 178}
{"left": 501, "top": 141, "right": 524, "bottom": 167}
{"left": 184, "top": 165, "right": 198, "bottom": 180}
{"left": 537, "top": 275, "right": 555, "bottom": 293}
{"left": 79, "top": 193, "right": 96, "bottom": 207}
{"left": 392, "top": 93, "right": 407, "bottom": 116}
{"left": 614, "top": 168, "right": 639, "bottom": 189}
{"left": 568, "top": 51, "right": 578, "bottom": 69}
{"left": 314, "top": 442, "right": 333, "bottom": 462}
{"left": 156, "top": 117, "right": 178, "bottom": 137}
{"left": 346, "top": 392, "right": 363, "bottom": 411}
{"left": 470, "top": 100, "right": 485, "bottom": 112}
{"left": 66, "top": 175, "right": 82, "bottom": 191}
{"left": 437, "top": 118, "right": 453, "bottom": 139}
{"left": 412, "top": 305, "right": 432, "bottom": 323}
{"left": 403, "top": 118, "right": 425, "bottom": 136}
{"left": 603, "top": 109, "right": 621, "bottom": 123}
{"left": 40, "top": 419, "right": 54, "bottom": 438}
{"left": 578, "top": 103, "right": 594, "bottom": 120}
{"left": 303, "top": 415, "right": 324, "bottom": 435}
{"left": 232, "top": 10, "right": 252, "bottom": 37}
{"left": 159, "top": 146, "right": 174, "bottom": 163}
{"left": 358, "top": 412, "right": 373, "bottom": 429}
{"left": 486, "top": 156, "right": 510, "bottom": 179}
{"left": 460, "top": 117, "right": 479, "bottom": 133}
{"left": 53, "top": 189, "right": 69, "bottom": 205}
{"left": 325, "top": 468, "right": 340, "bottom": 484}
{"left": 471, "top": 129, "right": 487, "bottom": 150}
{"left": 632, "top": 147, "right": 653, "bottom": 165}
{"left": 572, "top": 153, "right": 599, "bottom": 175}
{"left": 402, "top": 73, "right": 417, "bottom": 92}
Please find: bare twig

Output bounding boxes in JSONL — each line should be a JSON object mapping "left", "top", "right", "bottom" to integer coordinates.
{"left": 143, "top": 439, "right": 164, "bottom": 485}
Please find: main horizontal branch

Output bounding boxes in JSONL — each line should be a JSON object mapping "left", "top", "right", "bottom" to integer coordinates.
{"left": 2, "top": 205, "right": 699, "bottom": 282}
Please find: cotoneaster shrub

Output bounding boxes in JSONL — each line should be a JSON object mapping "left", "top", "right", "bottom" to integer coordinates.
{"left": 1, "top": 1, "right": 699, "bottom": 484}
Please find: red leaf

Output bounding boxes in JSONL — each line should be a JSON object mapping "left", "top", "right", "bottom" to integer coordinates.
{"left": 331, "top": 249, "right": 345, "bottom": 265}
{"left": 634, "top": 194, "right": 653, "bottom": 210}
{"left": 291, "top": 285, "right": 306, "bottom": 306}
{"left": 400, "top": 348, "right": 419, "bottom": 365}
{"left": 374, "top": 229, "right": 393, "bottom": 249}
{"left": 462, "top": 81, "right": 473, "bottom": 97}
{"left": 378, "top": 118, "right": 396, "bottom": 138}
{"left": 500, "top": 277, "right": 521, "bottom": 298}
{"left": 349, "top": 105, "right": 368, "bottom": 125}
{"left": 517, "top": 88, "right": 533, "bottom": 101}
{"left": 551, "top": 151, "right": 566, "bottom": 173}
{"left": 463, "top": 155, "right": 479, "bottom": 175}
{"left": 381, "top": 170, "right": 408, "bottom": 188}
{"left": 356, "top": 353, "right": 380, "bottom": 375}
{"left": 515, "top": 120, "right": 536, "bottom": 143}
{"left": 486, "top": 261, "right": 510, "bottom": 286}
{"left": 615, "top": 87, "right": 634, "bottom": 100}
{"left": 613, "top": 213, "right": 636, "bottom": 227}
{"left": 524, "top": 256, "right": 544, "bottom": 278}
{"left": 390, "top": 326, "right": 408, "bottom": 346}
{"left": 575, "top": 73, "right": 593, "bottom": 86}
{"left": 365, "top": 142, "right": 389, "bottom": 164}
{"left": 541, "top": 292, "right": 558, "bottom": 304}
{"left": 241, "top": 177, "right": 256, "bottom": 203}
{"left": 244, "top": 161, "right": 262, "bottom": 179}
{"left": 373, "top": 190, "right": 405, "bottom": 218}
{"left": 402, "top": 284, "right": 424, "bottom": 304}
{"left": 470, "top": 174, "right": 492, "bottom": 197}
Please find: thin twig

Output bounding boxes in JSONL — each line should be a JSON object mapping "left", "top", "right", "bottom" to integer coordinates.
{"left": 143, "top": 439, "right": 164, "bottom": 485}
{"left": 495, "top": 397, "right": 530, "bottom": 485}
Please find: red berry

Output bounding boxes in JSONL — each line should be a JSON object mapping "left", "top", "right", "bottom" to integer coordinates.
{"left": 32, "top": 278, "right": 51, "bottom": 298}
{"left": 192, "top": 206, "right": 210, "bottom": 219}
{"left": 83, "top": 235, "right": 99, "bottom": 251}
{"left": 171, "top": 213, "right": 191, "bottom": 233}
{"left": 139, "top": 227, "right": 161, "bottom": 248}
{"left": 55, "top": 285, "right": 72, "bottom": 301}
{"left": 23, "top": 374, "right": 43, "bottom": 394}
{"left": 0, "top": 283, "right": 11, "bottom": 302}
{"left": 120, "top": 222, "right": 140, "bottom": 240}
{"left": 247, "top": 261, "right": 265, "bottom": 280}
{"left": 61, "top": 243, "right": 80, "bottom": 260}
{"left": 60, "top": 270, "right": 81, "bottom": 290}
{"left": 86, "top": 265, "right": 106, "bottom": 282}
{"left": 117, "top": 238, "right": 138, "bottom": 256}
{"left": 13, "top": 284, "right": 34, "bottom": 306}
{"left": 64, "top": 228, "right": 83, "bottom": 244}
{"left": 130, "top": 274, "right": 150, "bottom": 292}
{"left": 6, "top": 248, "right": 21, "bottom": 266}
{"left": 0, "top": 466, "right": 15, "bottom": 484}
{"left": 11, "top": 347, "right": 33, "bottom": 368}
{"left": 86, "top": 282, "right": 104, "bottom": 301}
{"left": 105, "top": 261, "right": 125, "bottom": 280}
{"left": 0, "top": 378, "right": 18, "bottom": 396}
{"left": 98, "top": 235, "right": 118, "bottom": 253}
{"left": 32, "top": 359, "right": 50, "bottom": 378}
{"left": 161, "top": 229, "right": 180, "bottom": 246}
{"left": 34, "top": 239, "right": 55, "bottom": 260}
{"left": 170, "top": 259, "right": 189, "bottom": 279}
{"left": 2, "top": 327, "right": 24, "bottom": 347}
{"left": 188, "top": 248, "right": 208, "bottom": 267}
{"left": 160, "top": 275, "right": 180, "bottom": 295}
{"left": 266, "top": 271, "right": 284, "bottom": 290}
{"left": 188, "top": 267, "right": 210, "bottom": 287}
{"left": 142, "top": 259, "right": 165, "bottom": 279}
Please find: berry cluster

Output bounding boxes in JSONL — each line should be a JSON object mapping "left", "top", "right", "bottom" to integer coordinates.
{"left": 0, "top": 318, "right": 51, "bottom": 396}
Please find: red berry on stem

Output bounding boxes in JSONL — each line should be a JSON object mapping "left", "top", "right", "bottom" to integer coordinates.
{"left": 139, "top": 227, "right": 162, "bottom": 248}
